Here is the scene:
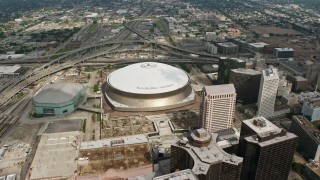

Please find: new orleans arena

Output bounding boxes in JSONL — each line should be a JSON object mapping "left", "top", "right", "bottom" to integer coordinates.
{"left": 104, "top": 62, "right": 195, "bottom": 111}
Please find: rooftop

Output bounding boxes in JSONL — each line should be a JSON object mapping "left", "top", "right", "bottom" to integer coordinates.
{"left": 243, "top": 116, "right": 282, "bottom": 138}
{"left": 275, "top": 48, "right": 294, "bottom": 51}
{"left": 305, "top": 98, "right": 320, "bottom": 108}
{"left": 244, "top": 131, "right": 297, "bottom": 147}
{"left": 33, "top": 83, "right": 84, "bottom": 104}
{"left": 107, "top": 62, "right": 189, "bottom": 94}
{"left": 220, "top": 57, "right": 245, "bottom": 62}
{"left": 80, "top": 134, "right": 148, "bottom": 150}
{"left": 153, "top": 169, "right": 198, "bottom": 180}
{"left": 279, "top": 60, "right": 305, "bottom": 74}
{"left": 248, "top": 42, "right": 269, "bottom": 48}
{"left": 262, "top": 68, "right": 279, "bottom": 80}
{"left": 174, "top": 133, "right": 242, "bottom": 175}
{"left": 232, "top": 68, "right": 261, "bottom": 75}
{"left": 217, "top": 42, "right": 238, "bottom": 47}
{"left": 204, "top": 84, "right": 236, "bottom": 95}
{"left": 78, "top": 135, "right": 152, "bottom": 177}
{"left": 29, "top": 131, "right": 81, "bottom": 180}
{"left": 295, "top": 76, "right": 308, "bottom": 82}
{"left": 0, "top": 65, "right": 21, "bottom": 74}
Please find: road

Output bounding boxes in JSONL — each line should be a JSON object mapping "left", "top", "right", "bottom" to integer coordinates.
{"left": 0, "top": 5, "right": 157, "bottom": 108}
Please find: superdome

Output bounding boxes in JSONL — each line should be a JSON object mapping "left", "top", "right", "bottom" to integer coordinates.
{"left": 105, "top": 62, "right": 195, "bottom": 111}
{"left": 33, "top": 83, "right": 86, "bottom": 115}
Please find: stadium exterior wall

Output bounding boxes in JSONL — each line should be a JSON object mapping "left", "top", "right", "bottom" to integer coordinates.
{"left": 105, "top": 83, "right": 195, "bottom": 112}
{"left": 33, "top": 87, "right": 86, "bottom": 115}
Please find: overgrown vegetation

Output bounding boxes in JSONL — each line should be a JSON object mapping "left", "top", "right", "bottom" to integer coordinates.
{"left": 81, "top": 119, "right": 86, "bottom": 132}
{"left": 93, "top": 84, "right": 100, "bottom": 92}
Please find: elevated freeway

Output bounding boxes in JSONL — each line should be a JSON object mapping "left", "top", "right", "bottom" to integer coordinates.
{"left": 0, "top": 5, "right": 221, "bottom": 108}
{"left": 0, "top": 39, "right": 221, "bottom": 65}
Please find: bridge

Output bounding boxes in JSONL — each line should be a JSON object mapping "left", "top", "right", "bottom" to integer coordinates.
{"left": 78, "top": 106, "right": 103, "bottom": 114}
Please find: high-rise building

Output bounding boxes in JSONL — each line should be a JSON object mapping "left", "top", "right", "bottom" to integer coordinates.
{"left": 170, "top": 129, "right": 243, "bottom": 180}
{"left": 217, "top": 57, "right": 246, "bottom": 84}
{"left": 230, "top": 68, "right": 261, "bottom": 104}
{"left": 237, "top": 117, "right": 298, "bottom": 180}
{"left": 290, "top": 115, "right": 320, "bottom": 161}
{"left": 257, "top": 68, "right": 279, "bottom": 118}
{"left": 153, "top": 169, "right": 198, "bottom": 180}
{"left": 200, "top": 84, "right": 236, "bottom": 134}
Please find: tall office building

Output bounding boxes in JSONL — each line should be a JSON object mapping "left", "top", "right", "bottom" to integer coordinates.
{"left": 200, "top": 84, "right": 236, "bottom": 134}
{"left": 290, "top": 115, "right": 320, "bottom": 161}
{"left": 237, "top": 117, "right": 298, "bottom": 180}
{"left": 257, "top": 68, "right": 279, "bottom": 118}
{"left": 170, "top": 129, "right": 243, "bottom": 180}
{"left": 230, "top": 68, "right": 261, "bottom": 104}
{"left": 218, "top": 57, "right": 246, "bottom": 84}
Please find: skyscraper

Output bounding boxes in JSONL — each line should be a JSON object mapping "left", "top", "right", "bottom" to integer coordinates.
{"left": 217, "top": 57, "right": 246, "bottom": 84}
{"left": 230, "top": 68, "right": 261, "bottom": 104}
{"left": 170, "top": 129, "right": 243, "bottom": 180}
{"left": 237, "top": 116, "right": 298, "bottom": 180}
{"left": 257, "top": 68, "right": 279, "bottom": 118}
{"left": 200, "top": 84, "right": 236, "bottom": 134}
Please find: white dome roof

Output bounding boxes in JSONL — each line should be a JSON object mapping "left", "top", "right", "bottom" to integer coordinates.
{"left": 107, "top": 62, "right": 189, "bottom": 94}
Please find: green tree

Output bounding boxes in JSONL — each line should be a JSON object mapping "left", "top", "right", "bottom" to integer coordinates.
{"left": 93, "top": 84, "right": 99, "bottom": 92}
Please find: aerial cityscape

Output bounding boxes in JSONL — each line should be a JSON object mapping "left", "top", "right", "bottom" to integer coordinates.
{"left": 0, "top": 0, "right": 320, "bottom": 179}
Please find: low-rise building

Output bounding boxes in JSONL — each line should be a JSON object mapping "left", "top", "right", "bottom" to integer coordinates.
{"left": 287, "top": 75, "right": 309, "bottom": 92}
{"left": 217, "top": 42, "right": 239, "bottom": 54}
{"left": 277, "top": 77, "right": 292, "bottom": 97}
{"left": 274, "top": 48, "right": 294, "bottom": 59}
{"left": 281, "top": 94, "right": 299, "bottom": 106}
{"left": 248, "top": 42, "right": 269, "bottom": 52}
{"left": 78, "top": 134, "right": 153, "bottom": 179}
{"left": 0, "top": 65, "right": 22, "bottom": 78}
{"left": 279, "top": 60, "right": 305, "bottom": 76}
{"left": 302, "top": 99, "right": 320, "bottom": 122}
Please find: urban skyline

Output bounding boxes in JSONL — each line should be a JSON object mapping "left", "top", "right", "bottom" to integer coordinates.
{"left": 0, "top": 0, "right": 319, "bottom": 179}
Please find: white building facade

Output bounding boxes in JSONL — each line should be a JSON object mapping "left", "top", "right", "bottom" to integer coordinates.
{"left": 257, "top": 68, "right": 279, "bottom": 118}
{"left": 200, "top": 84, "right": 236, "bottom": 134}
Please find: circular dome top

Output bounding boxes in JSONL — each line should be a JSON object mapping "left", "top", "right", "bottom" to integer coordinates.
{"left": 33, "top": 83, "right": 84, "bottom": 104}
{"left": 107, "top": 62, "right": 189, "bottom": 94}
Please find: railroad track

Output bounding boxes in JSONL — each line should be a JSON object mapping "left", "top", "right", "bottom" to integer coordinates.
{"left": 0, "top": 96, "right": 31, "bottom": 141}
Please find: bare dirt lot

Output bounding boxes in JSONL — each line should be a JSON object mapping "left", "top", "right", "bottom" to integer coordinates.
{"left": 250, "top": 26, "right": 302, "bottom": 35}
